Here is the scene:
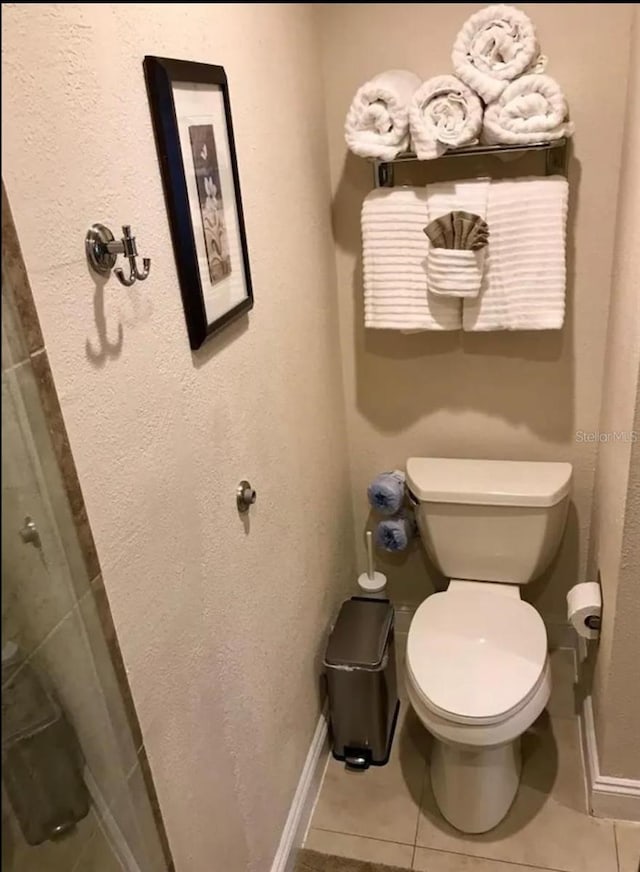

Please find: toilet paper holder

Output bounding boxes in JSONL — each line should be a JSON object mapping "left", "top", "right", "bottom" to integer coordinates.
{"left": 567, "top": 580, "right": 602, "bottom": 640}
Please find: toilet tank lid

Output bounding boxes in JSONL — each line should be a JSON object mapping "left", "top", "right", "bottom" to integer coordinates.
{"left": 406, "top": 458, "right": 572, "bottom": 507}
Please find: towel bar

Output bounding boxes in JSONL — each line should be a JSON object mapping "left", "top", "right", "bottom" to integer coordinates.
{"left": 371, "top": 138, "right": 569, "bottom": 188}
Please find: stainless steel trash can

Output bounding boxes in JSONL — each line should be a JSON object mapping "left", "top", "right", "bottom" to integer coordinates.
{"left": 324, "top": 597, "right": 399, "bottom": 769}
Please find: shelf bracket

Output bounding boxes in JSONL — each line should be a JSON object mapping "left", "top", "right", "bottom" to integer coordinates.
{"left": 373, "top": 161, "right": 394, "bottom": 189}
{"left": 545, "top": 142, "right": 567, "bottom": 176}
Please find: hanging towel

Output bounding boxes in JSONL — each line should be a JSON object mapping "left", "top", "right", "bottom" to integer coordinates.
{"left": 463, "top": 176, "right": 569, "bottom": 331}
{"left": 368, "top": 470, "right": 406, "bottom": 516}
{"left": 452, "top": 5, "right": 546, "bottom": 104}
{"left": 374, "top": 513, "right": 415, "bottom": 553}
{"left": 409, "top": 75, "right": 483, "bottom": 160}
{"left": 482, "top": 74, "right": 574, "bottom": 145}
{"left": 425, "top": 179, "right": 490, "bottom": 298}
{"left": 345, "top": 70, "right": 421, "bottom": 160}
{"left": 361, "top": 187, "right": 461, "bottom": 331}
{"left": 426, "top": 248, "right": 487, "bottom": 298}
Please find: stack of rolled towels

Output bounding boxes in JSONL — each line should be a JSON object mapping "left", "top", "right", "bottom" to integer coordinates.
{"left": 367, "top": 471, "right": 415, "bottom": 552}
{"left": 344, "top": 4, "right": 574, "bottom": 161}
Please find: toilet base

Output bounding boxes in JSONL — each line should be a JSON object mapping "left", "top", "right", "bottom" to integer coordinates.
{"left": 430, "top": 737, "right": 522, "bottom": 834}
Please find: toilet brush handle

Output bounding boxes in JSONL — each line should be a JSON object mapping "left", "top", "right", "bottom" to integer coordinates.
{"left": 366, "top": 530, "right": 375, "bottom": 581}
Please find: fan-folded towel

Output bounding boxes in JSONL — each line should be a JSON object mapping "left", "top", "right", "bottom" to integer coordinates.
{"left": 482, "top": 74, "right": 574, "bottom": 145}
{"left": 409, "top": 75, "right": 483, "bottom": 160}
{"left": 425, "top": 179, "right": 490, "bottom": 298}
{"left": 361, "top": 188, "right": 461, "bottom": 331}
{"left": 463, "top": 176, "right": 569, "bottom": 331}
{"left": 345, "top": 70, "right": 421, "bottom": 159}
{"left": 452, "top": 4, "right": 545, "bottom": 104}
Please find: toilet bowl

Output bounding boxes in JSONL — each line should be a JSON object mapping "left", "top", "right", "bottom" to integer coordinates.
{"left": 406, "top": 582, "right": 551, "bottom": 832}
{"left": 405, "top": 457, "right": 572, "bottom": 833}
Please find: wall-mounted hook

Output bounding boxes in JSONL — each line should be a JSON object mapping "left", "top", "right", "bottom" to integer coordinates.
{"left": 85, "top": 223, "right": 151, "bottom": 287}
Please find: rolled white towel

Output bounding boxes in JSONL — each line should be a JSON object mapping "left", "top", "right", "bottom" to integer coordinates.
{"left": 345, "top": 69, "right": 421, "bottom": 159}
{"left": 409, "top": 75, "right": 483, "bottom": 160}
{"left": 482, "top": 74, "right": 574, "bottom": 144}
{"left": 452, "top": 4, "right": 546, "bottom": 104}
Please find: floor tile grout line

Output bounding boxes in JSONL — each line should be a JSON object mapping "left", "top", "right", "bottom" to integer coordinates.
{"left": 613, "top": 821, "right": 621, "bottom": 872}
{"left": 310, "top": 825, "right": 415, "bottom": 849}
{"left": 412, "top": 842, "right": 576, "bottom": 872}
{"left": 410, "top": 756, "right": 429, "bottom": 868}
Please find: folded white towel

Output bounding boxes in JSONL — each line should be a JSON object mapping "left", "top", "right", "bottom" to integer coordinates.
{"left": 426, "top": 178, "right": 490, "bottom": 224}
{"left": 425, "top": 178, "right": 490, "bottom": 298}
{"left": 482, "top": 74, "right": 574, "bottom": 145}
{"left": 361, "top": 188, "right": 461, "bottom": 330}
{"left": 427, "top": 249, "right": 486, "bottom": 298}
{"left": 345, "top": 70, "right": 421, "bottom": 160}
{"left": 463, "top": 176, "right": 569, "bottom": 331}
{"left": 409, "top": 75, "right": 483, "bottom": 160}
{"left": 452, "top": 4, "right": 546, "bottom": 104}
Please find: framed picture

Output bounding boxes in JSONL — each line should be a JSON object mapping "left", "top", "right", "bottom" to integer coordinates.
{"left": 144, "top": 56, "right": 254, "bottom": 349}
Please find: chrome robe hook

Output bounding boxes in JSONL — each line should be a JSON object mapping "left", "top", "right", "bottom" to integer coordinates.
{"left": 85, "top": 223, "right": 151, "bottom": 286}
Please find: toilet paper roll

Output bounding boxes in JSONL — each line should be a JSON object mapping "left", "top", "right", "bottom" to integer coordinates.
{"left": 567, "top": 582, "right": 602, "bottom": 640}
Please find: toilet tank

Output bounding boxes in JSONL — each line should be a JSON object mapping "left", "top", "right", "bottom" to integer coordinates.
{"left": 406, "top": 458, "right": 572, "bottom": 584}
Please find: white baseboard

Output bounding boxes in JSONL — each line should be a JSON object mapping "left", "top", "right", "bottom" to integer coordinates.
{"left": 270, "top": 708, "right": 330, "bottom": 872}
{"left": 84, "top": 767, "right": 142, "bottom": 872}
{"left": 579, "top": 695, "right": 640, "bottom": 821}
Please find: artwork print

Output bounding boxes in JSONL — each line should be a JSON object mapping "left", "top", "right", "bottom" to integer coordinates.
{"left": 188, "top": 124, "right": 232, "bottom": 285}
{"left": 144, "top": 56, "right": 254, "bottom": 348}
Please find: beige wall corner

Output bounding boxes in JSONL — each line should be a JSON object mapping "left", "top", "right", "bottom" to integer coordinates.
{"left": 2, "top": 5, "right": 354, "bottom": 870}
{"left": 590, "top": 7, "right": 640, "bottom": 784}
{"left": 317, "top": 3, "right": 634, "bottom": 620}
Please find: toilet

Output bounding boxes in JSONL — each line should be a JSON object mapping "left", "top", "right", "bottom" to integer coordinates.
{"left": 405, "top": 457, "right": 572, "bottom": 834}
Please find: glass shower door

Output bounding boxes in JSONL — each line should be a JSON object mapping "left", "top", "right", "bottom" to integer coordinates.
{"left": 2, "top": 194, "right": 169, "bottom": 872}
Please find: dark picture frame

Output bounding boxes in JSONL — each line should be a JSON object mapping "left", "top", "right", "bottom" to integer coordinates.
{"left": 144, "top": 56, "right": 254, "bottom": 350}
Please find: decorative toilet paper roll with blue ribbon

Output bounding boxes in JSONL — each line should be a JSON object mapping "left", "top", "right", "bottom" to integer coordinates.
{"left": 374, "top": 513, "right": 415, "bottom": 552}
{"left": 367, "top": 470, "right": 406, "bottom": 516}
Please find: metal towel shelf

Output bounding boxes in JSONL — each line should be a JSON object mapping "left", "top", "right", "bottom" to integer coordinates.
{"left": 371, "top": 138, "right": 569, "bottom": 188}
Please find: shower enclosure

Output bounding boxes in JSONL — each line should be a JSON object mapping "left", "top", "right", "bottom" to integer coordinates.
{"left": 1, "top": 184, "right": 172, "bottom": 872}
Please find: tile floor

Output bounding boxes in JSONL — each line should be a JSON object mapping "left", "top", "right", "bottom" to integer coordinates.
{"left": 306, "top": 639, "right": 640, "bottom": 872}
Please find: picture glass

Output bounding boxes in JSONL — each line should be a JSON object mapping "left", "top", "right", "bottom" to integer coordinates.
{"left": 173, "top": 82, "right": 248, "bottom": 324}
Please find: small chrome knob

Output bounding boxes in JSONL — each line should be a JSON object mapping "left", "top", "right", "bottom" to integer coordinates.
{"left": 19, "top": 516, "right": 40, "bottom": 546}
{"left": 236, "top": 481, "right": 257, "bottom": 513}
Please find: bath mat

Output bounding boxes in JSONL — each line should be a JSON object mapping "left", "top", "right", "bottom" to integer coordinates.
{"left": 294, "top": 849, "right": 411, "bottom": 872}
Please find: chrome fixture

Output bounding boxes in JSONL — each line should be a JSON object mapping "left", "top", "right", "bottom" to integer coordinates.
{"left": 85, "top": 223, "right": 150, "bottom": 286}
{"left": 236, "top": 480, "right": 257, "bottom": 513}
{"left": 19, "top": 516, "right": 40, "bottom": 547}
{"left": 371, "top": 138, "right": 569, "bottom": 188}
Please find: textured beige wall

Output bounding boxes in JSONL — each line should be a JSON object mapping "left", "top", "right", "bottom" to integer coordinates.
{"left": 2, "top": 4, "right": 354, "bottom": 870}
{"left": 592, "top": 10, "right": 640, "bottom": 781}
{"left": 317, "top": 3, "right": 633, "bottom": 619}
{"left": 595, "top": 396, "right": 640, "bottom": 780}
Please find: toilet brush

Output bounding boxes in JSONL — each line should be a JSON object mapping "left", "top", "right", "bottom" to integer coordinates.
{"left": 357, "top": 530, "right": 387, "bottom": 596}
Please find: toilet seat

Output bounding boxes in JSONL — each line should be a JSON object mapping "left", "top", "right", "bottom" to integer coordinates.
{"left": 407, "top": 589, "right": 547, "bottom": 726}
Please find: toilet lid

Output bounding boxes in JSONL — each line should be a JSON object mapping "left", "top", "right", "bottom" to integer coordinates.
{"left": 407, "top": 591, "right": 547, "bottom": 725}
